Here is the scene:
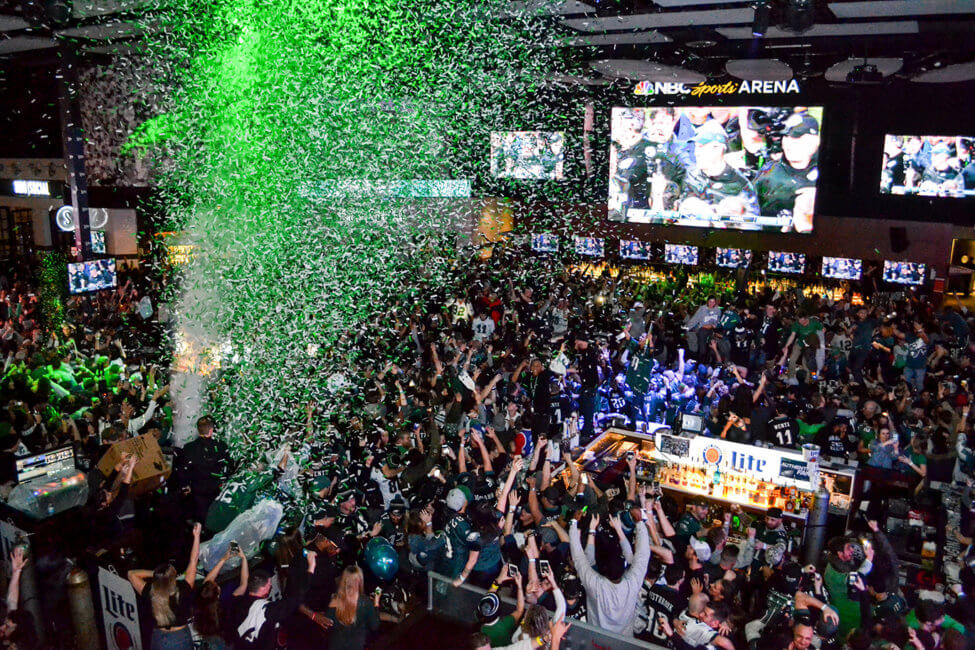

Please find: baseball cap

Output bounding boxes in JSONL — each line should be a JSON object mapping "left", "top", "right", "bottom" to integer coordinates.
{"left": 446, "top": 486, "right": 470, "bottom": 511}
{"left": 477, "top": 592, "right": 500, "bottom": 621}
{"left": 691, "top": 120, "right": 729, "bottom": 146}
{"left": 542, "top": 485, "right": 564, "bottom": 505}
{"left": 691, "top": 498, "right": 709, "bottom": 508}
{"left": 689, "top": 537, "right": 712, "bottom": 562}
{"left": 538, "top": 526, "right": 559, "bottom": 547}
{"left": 767, "top": 507, "right": 783, "bottom": 519}
{"left": 780, "top": 562, "right": 802, "bottom": 592}
{"left": 784, "top": 114, "right": 819, "bottom": 138}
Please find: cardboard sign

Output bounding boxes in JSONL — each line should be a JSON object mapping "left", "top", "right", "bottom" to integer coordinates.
{"left": 96, "top": 434, "right": 171, "bottom": 496}
{"left": 98, "top": 567, "right": 143, "bottom": 650}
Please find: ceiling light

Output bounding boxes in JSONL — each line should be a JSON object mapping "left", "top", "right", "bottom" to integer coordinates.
{"left": 752, "top": 2, "right": 771, "bottom": 37}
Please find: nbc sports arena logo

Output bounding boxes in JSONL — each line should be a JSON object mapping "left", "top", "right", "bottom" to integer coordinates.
{"left": 702, "top": 444, "right": 723, "bottom": 465}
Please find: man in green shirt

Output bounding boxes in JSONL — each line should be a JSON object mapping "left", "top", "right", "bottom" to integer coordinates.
{"left": 781, "top": 313, "right": 825, "bottom": 379}
{"left": 625, "top": 331, "right": 657, "bottom": 421}
{"left": 477, "top": 567, "right": 524, "bottom": 646}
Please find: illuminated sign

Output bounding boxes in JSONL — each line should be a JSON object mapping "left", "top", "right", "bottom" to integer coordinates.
{"left": 634, "top": 79, "right": 801, "bottom": 96}
{"left": 12, "top": 180, "right": 50, "bottom": 197}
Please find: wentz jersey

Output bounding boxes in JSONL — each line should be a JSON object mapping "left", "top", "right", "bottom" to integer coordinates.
{"left": 635, "top": 582, "right": 687, "bottom": 643}
{"left": 754, "top": 158, "right": 818, "bottom": 217}
{"left": 768, "top": 416, "right": 798, "bottom": 449}
{"left": 679, "top": 164, "right": 760, "bottom": 217}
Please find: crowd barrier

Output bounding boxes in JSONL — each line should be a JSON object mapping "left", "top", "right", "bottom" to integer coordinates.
{"left": 427, "top": 571, "right": 667, "bottom": 650}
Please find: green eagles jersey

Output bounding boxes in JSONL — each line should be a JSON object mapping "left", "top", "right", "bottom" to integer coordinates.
{"left": 626, "top": 339, "right": 655, "bottom": 395}
{"left": 205, "top": 473, "right": 276, "bottom": 533}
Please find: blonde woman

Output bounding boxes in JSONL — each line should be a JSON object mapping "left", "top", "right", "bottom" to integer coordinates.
{"left": 323, "top": 565, "right": 379, "bottom": 650}
{"left": 128, "top": 523, "right": 201, "bottom": 650}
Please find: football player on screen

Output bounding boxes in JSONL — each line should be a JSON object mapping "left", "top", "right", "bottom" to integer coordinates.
{"left": 754, "top": 113, "right": 820, "bottom": 233}
{"left": 608, "top": 108, "right": 686, "bottom": 220}
{"left": 677, "top": 120, "right": 760, "bottom": 227}
{"left": 918, "top": 141, "right": 964, "bottom": 197}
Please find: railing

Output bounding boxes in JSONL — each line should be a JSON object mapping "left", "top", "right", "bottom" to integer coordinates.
{"left": 427, "top": 571, "right": 668, "bottom": 650}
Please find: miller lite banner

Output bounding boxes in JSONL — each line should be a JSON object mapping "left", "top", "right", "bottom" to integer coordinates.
{"left": 650, "top": 432, "right": 814, "bottom": 490}
{"left": 99, "top": 567, "right": 143, "bottom": 650}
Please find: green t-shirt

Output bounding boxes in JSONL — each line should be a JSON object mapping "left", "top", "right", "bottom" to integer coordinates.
{"left": 791, "top": 318, "right": 824, "bottom": 347}
{"left": 481, "top": 614, "right": 518, "bottom": 647}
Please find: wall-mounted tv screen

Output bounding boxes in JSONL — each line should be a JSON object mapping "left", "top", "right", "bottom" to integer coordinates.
{"left": 530, "top": 233, "right": 559, "bottom": 253}
{"left": 715, "top": 247, "right": 752, "bottom": 268}
{"left": 880, "top": 135, "right": 974, "bottom": 197}
{"left": 620, "top": 240, "right": 652, "bottom": 260}
{"left": 768, "top": 251, "right": 806, "bottom": 274}
{"left": 490, "top": 131, "right": 565, "bottom": 180}
{"left": 821, "top": 256, "right": 862, "bottom": 280}
{"left": 574, "top": 236, "right": 604, "bottom": 257}
{"left": 608, "top": 106, "right": 822, "bottom": 233}
{"left": 90, "top": 230, "right": 106, "bottom": 254}
{"left": 883, "top": 260, "right": 926, "bottom": 285}
{"left": 67, "top": 258, "right": 117, "bottom": 294}
{"left": 664, "top": 244, "right": 698, "bottom": 265}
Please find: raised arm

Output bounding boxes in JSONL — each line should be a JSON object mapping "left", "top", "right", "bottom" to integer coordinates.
{"left": 6, "top": 547, "right": 26, "bottom": 612}
{"left": 234, "top": 548, "right": 249, "bottom": 597}
{"left": 185, "top": 523, "right": 202, "bottom": 588}
{"left": 496, "top": 456, "right": 523, "bottom": 513}
{"left": 653, "top": 499, "right": 676, "bottom": 538}
{"left": 470, "top": 431, "right": 493, "bottom": 474}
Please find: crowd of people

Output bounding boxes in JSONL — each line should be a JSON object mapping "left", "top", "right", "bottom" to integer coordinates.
{"left": 1, "top": 248, "right": 974, "bottom": 650}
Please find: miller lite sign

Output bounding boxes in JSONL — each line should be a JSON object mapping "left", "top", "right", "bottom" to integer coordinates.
{"left": 99, "top": 567, "right": 143, "bottom": 650}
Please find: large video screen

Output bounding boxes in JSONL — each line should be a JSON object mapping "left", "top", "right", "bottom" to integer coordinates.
{"left": 530, "top": 233, "right": 559, "bottom": 253}
{"left": 880, "top": 135, "right": 974, "bottom": 197}
{"left": 768, "top": 251, "right": 806, "bottom": 274}
{"left": 664, "top": 244, "right": 698, "bottom": 265}
{"left": 574, "top": 236, "right": 604, "bottom": 257}
{"left": 620, "top": 240, "right": 652, "bottom": 260}
{"left": 822, "top": 256, "right": 862, "bottom": 280}
{"left": 715, "top": 247, "right": 752, "bottom": 268}
{"left": 608, "top": 106, "right": 822, "bottom": 233}
{"left": 883, "top": 260, "right": 926, "bottom": 285}
{"left": 67, "top": 258, "right": 117, "bottom": 294}
{"left": 491, "top": 131, "right": 565, "bottom": 180}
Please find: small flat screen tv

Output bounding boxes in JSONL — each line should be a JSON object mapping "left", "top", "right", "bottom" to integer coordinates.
{"left": 530, "top": 233, "right": 559, "bottom": 253}
{"left": 67, "top": 258, "right": 117, "bottom": 294}
{"left": 664, "top": 244, "right": 698, "bottom": 265}
{"left": 882, "top": 260, "right": 926, "bottom": 285}
{"left": 821, "top": 256, "right": 862, "bottom": 280}
{"left": 715, "top": 247, "right": 752, "bottom": 268}
{"left": 620, "top": 240, "right": 652, "bottom": 260}
{"left": 491, "top": 131, "right": 565, "bottom": 180}
{"left": 574, "top": 236, "right": 604, "bottom": 257}
{"left": 768, "top": 251, "right": 805, "bottom": 274}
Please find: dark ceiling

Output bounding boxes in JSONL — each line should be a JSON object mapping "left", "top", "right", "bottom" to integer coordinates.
{"left": 1, "top": 0, "right": 973, "bottom": 82}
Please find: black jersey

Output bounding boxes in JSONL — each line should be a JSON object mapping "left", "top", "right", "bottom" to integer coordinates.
{"left": 768, "top": 415, "right": 798, "bottom": 448}
{"left": 680, "top": 163, "right": 760, "bottom": 217}
{"left": 754, "top": 157, "right": 818, "bottom": 216}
